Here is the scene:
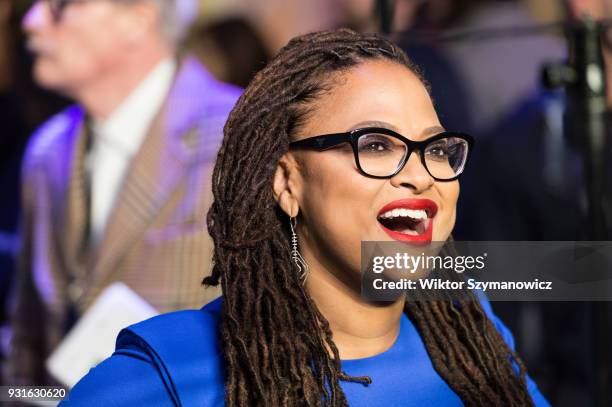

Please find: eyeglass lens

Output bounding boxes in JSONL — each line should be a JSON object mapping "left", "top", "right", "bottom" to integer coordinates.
{"left": 356, "top": 132, "right": 469, "bottom": 179}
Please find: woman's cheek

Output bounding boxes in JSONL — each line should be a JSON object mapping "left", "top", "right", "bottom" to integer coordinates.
{"left": 446, "top": 210, "right": 457, "bottom": 239}
{"left": 432, "top": 203, "right": 455, "bottom": 241}
{"left": 438, "top": 184, "right": 459, "bottom": 240}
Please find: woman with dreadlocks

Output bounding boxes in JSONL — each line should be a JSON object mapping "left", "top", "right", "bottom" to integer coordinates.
{"left": 63, "top": 29, "right": 548, "bottom": 406}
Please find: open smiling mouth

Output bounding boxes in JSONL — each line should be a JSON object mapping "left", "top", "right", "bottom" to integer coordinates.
{"left": 377, "top": 199, "right": 438, "bottom": 244}
{"left": 378, "top": 209, "right": 431, "bottom": 235}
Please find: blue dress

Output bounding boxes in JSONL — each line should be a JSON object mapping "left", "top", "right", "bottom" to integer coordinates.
{"left": 61, "top": 297, "right": 550, "bottom": 406}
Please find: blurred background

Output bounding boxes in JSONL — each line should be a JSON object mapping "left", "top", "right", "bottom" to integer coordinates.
{"left": 1, "top": 0, "right": 611, "bottom": 406}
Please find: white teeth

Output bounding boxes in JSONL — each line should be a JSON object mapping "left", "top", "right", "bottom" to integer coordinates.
{"left": 379, "top": 208, "right": 428, "bottom": 220}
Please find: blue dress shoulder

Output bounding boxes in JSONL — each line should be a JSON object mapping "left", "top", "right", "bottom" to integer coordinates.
{"left": 61, "top": 297, "right": 550, "bottom": 406}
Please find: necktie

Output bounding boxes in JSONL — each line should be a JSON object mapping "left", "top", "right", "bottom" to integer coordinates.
{"left": 64, "top": 119, "right": 95, "bottom": 330}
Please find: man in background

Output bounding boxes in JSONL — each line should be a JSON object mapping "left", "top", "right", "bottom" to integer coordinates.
{"left": 8, "top": 0, "right": 239, "bottom": 385}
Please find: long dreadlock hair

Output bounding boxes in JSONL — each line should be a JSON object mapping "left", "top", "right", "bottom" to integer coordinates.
{"left": 204, "top": 28, "right": 534, "bottom": 406}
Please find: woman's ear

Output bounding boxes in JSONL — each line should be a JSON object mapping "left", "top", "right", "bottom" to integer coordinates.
{"left": 273, "top": 153, "right": 301, "bottom": 218}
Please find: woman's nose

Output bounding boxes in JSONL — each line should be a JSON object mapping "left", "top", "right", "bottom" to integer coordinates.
{"left": 389, "top": 151, "right": 434, "bottom": 192}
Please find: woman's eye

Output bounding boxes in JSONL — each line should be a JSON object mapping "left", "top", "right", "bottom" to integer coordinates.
{"left": 358, "top": 135, "right": 394, "bottom": 153}
{"left": 429, "top": 147, "right": 448, "bottom": 156}
{"left": 361, "top": 142, "right": 388, "bottom": 152}
{"left": 426, "top": 143, "right": 450, "bottom": 159}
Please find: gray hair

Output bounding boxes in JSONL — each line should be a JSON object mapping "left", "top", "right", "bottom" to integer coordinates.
{"left": 151, "top": 0, "right": 199, "bottom": 46}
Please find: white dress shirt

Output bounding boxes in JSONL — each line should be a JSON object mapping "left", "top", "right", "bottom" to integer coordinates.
{"left": 87, "top": 59, "right": 177, "bottom": 244}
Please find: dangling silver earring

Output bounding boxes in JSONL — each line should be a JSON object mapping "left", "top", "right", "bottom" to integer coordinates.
{"left": 290, "top": 217, "right": 309, "bottom": 284}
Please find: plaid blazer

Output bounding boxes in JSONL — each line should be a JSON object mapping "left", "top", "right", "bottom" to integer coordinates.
{"left": 8, "top": 58, "right": 240, "bottom": 385}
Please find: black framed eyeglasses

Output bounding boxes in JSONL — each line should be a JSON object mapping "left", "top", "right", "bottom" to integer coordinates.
{"left": 289, "top": 127, "right": 474, "bottom": 182}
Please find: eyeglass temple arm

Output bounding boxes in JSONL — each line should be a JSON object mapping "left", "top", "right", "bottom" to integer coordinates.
{"left": 289, "top": 133, "right": 351, "bottom": 150}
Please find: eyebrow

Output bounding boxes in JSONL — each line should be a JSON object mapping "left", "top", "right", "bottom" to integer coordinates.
{"left": 421, "top": 125, "right": 447, "bottom": 137}
{"left": 349, "top": 121, "right": 447, "bottom": 137}
{"left": 350, "top": 121, "right": 400, "bottom": 133}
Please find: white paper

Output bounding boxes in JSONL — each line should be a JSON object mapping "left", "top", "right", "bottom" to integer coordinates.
{"left": 46, "top": 282, "right": 159, "bottom": 388}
